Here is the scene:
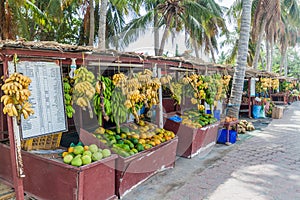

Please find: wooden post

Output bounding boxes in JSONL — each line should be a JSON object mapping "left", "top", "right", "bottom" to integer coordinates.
{"left": 3, "top": 57, "right": 25, "bottom": 199}
{"left": 157, "top": 67, "right": 163, "bottom": 128}
{"left": 248, "top": 78, "right": 251, "bottom": 118}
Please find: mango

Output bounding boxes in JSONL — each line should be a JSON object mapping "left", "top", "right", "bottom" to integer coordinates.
{"left": 92, "top": 152, "right": 103, "bottom": 161}
{"left": 102, "top": 149, "right": 111, "bottom": 158}
{"left": 73, "top": 146, "right": 84, "bottom": 155}
{"left": 89, "top": 144, "right": 98, "bottom": 153}
{"left": 63, "top": 154, "right": 73, "bottom": 164}
{"left": 83, "top": 150, "right": 92, "bottom": 157}
{"left": 71, "top": 157, "right": 82, "bottom": 167}
{"left": 81, "top": 155, "right": 92, "bottom": 165}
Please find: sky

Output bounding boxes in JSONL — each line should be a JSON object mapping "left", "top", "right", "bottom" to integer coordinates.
{"left": 217, "top": 0, "right": 235, "bottom": 8}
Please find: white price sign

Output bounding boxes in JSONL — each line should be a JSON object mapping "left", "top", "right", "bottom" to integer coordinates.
{"left": 8, "top": 61, "right": 67, "bottom": 139}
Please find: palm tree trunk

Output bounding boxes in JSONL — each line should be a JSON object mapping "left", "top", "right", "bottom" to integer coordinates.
{"left": 227, "top": 0, "right": 252, "bottom": 118}
{"left": 208, "top": 37, "right": 216, "bottom": 63}
{"left": 158, "top": 23, "right": 171, "bottom": 56}
{"left": 266, "top": 41, "right": 271, "bottom": 71}
{"left": 284, "top": 51, "right": 288, "bottom": 77}
{"left": 154, "top": 12, "right": 159, "bottom": 56}
{"left": 0, "top": 1, "right": 4, "bottom": 39}
{"left": 98, "top": 0, "right": 108, "bottom": 50}
{"left": 88, "top": 0, "right": 95, "bottom": 46}
{"left": 280, "top": 46, "right": 287, "bottom": 74}
{"left": 253, "top": 19, "right": 267, "bottom": 69}
{"left": 193, "top": 40, "right": 199, "bottom": 58}
{"left": 270, "top": 36, "right": 274, "bottom": 72}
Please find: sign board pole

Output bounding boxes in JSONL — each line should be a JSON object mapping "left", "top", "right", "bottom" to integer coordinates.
{"left": 3, "top": 58, "right": 25, "bottom": 200}
{"left": 157, "top": 67, "right": 163, "bottom": 128}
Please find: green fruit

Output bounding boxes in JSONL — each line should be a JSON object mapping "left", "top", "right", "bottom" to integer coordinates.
{"left": 71, "top": 157, "right": 83, "bottom": 167}
{"left": 136, "top": 143, "right": 144, "bottom": 152}
{"left": 132, "top": 148, "right": 138, "bottom": 154}
{"left": 73, "top": 146, "right": 84, "bottom": 155}
{"left": 82, "top": 150, "right": 92, "bottom": 157}
{"left": 92, "top": 152, "right": 103, "bottom": 161}
{"left": 63, "top": 154, "right": 74, "bottom": 164}
{"left": 130, "top": 138, "right": 139, "bottom": 145}
{"left": 102, "top": 149, "right": 111, "bottom": 158}
{"left": 89, "top": 144, "right": 98, "bottom": 153}
{"left": 81, "top": 155, "right": 92, "bottom": 165}
{"left": 117, "top": 140, "right": 124, "bottom": 144}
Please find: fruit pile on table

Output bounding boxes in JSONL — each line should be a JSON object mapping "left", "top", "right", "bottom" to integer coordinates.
{"left": 181, "top": 110, "right": 218, "bottom": 128}
{"left": 62, "top": 143, "right": 111, "bottom": 167}
{"left": 92, "top": 121, "right": 176, "bottom": 157}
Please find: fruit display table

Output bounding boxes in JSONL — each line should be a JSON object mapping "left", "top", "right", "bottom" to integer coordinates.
{"left": 80, "top": 128, "right": 178, "bottom": 198}
{"left": 271, "top": 93, "right": 288, "bottom": 105}
{"left": 164, "top": 116, "right": 220, "bottom": 158}
{"left": 0, "top": 142, "right": 117, "bottom": 200}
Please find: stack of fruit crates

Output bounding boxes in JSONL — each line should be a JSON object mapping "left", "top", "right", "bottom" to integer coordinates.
{"left": 21, "top": 132, "right": 62, "bottom": 151}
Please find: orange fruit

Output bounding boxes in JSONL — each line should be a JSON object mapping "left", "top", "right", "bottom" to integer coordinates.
{"left": 62, "top": 152, "right": 69, "bottom": 157}
{"left": 68, "top": 147, "right": 74, "bottom": 153}
{"left": 154, "top": 139, "right": 161, "bottom": 145}
{"left": 84, "top": 145, "right": 89, "bottom": 151}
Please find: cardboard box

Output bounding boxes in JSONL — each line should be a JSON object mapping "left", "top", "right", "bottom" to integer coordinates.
{"left": 272, "top": 106, "right": 284, "bottom": 119}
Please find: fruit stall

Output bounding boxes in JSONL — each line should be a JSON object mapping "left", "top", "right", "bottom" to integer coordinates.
{"left": 225, "top": 67, "right": 280, "bottom": 119}
{"left": 162, "top": 71, "right": 231, "bottom": 157}
{"left": 1, "top": 41, "right": 232, "bottom": 199}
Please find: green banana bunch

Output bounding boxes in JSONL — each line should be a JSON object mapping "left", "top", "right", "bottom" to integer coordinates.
{"left": 63, "top": 78, "right": 75, "bottom": 118}
{"left": 111, "top": 88, "right": 128, "bottom": 133}
{"left": 93, "top": 93, "right": 102, "bottom": 126}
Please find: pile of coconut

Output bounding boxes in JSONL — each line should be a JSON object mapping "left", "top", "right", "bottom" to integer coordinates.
{"left": 236, "top": 120, "right": 255, "bottom": 134}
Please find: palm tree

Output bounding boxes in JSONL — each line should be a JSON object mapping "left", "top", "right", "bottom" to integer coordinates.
{"left": 122, "top": 0, "right": 226, "bottom": 58}
{"left": 279, "top": 0, "right": 300, "bottom": 76}
{"left": 98, "top": 0, "right": 108, "bottom": 49}
{"left": 227, "top": 0, "right": 252, "bottom": 118}
{"left": 89, "top": 0, "right": 95, "bottom": 46}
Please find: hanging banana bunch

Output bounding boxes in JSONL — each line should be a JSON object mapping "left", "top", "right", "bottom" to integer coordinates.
{"left": 111, "top": 87, "right": 128, "bottom": 133}
{"left": 94, "top": 75, "right": 113, "bottom": 126}
{"left": 73, "top": 67, "right": 95, "bottom": 118}
{"left": 1, "top": 73, "right": 34, "bottom": 121}
{"left": 63, "top": 77, "right": 75, "bottom": 118}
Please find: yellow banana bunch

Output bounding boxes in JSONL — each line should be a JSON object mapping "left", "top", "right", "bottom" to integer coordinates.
{"left": 260, "top": 78, "right": 272, "bottom": 91}
{"left": 74, "top": 81, "right": 95, "bottom": 99}
{"left": 191, "top": 98, "right": 198, "bottom": 105}
{"left": 182, "top": 76, "right": 191, "bottom": 85}
{"left": 160, "top": 75, "right": 172, "bottom": 85}
{"left": 222, "top": 75, "right": 231, "bottom": 87}
{"left": 112, "top": 73, "right": 127, "bottom": 86}
{"left": 74, "top": 67, "right": 95, "bottom": 84}
{"left": 197, "top": 104, "right": 205, "bottom": 111}
{"left": 73, "top": 67, "right": 95, "bottom": 114}
{"left": 1, "top": 73, "right": 34, "bottom": 120}
{"left": 76, "top": 97, "right": 89, "bottom": 108}
{"left": 271, "top": 79, "right": 279, "bottom": 90}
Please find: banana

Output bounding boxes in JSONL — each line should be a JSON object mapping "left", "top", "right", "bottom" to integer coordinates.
{"left": 11, "top": 105, "right": 18, "bottom": 116}
{"left": 22, "top": 109, "right": 29, "bottom": 119}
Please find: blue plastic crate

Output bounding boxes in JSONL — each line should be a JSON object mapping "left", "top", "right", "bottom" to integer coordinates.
{"left": 168, "top": 115, "right": 182, "bottom": 123}
{"left": 217, "top": 129, "right": 237, "bottom": 144}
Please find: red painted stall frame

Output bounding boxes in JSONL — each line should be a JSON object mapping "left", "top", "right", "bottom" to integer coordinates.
{"left": 163, "top": 116, "right": 220, "bottom": 158}
{"left": 0, "top": 142, "right": 118, "bottom": 200}
{"left": 80, "top": 128, "right": 178, "bottom": 199}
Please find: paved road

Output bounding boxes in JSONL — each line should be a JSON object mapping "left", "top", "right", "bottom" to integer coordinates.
{"left": 123, "top": 102, "right": 300, "bottom": 200}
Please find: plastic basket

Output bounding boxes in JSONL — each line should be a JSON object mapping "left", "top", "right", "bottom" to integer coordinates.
{"left": 21, "top": 132, "right": 62, "bottom": 151}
